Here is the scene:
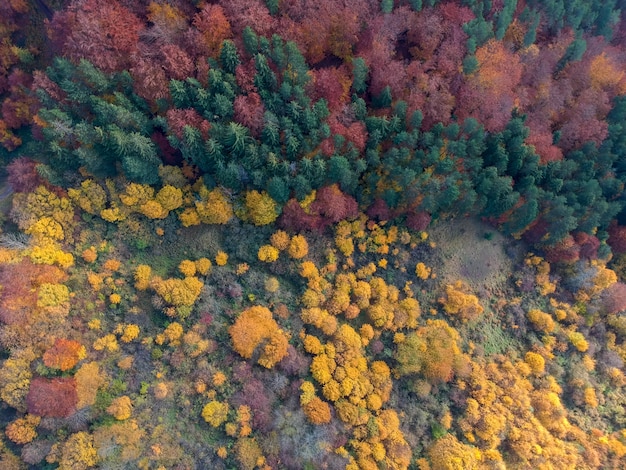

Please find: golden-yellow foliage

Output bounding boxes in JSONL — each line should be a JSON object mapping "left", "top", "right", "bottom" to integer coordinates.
{"left": 92, "top": 419, "right": 145, "bottom": 464}
{"left": 93, "top": 334, "right": 119, "bottom": 352}
{"left": 590, "top": 52, "right": 626, "bottom": 92}
{"left": 439, "top": 281, "right": 483, "bottom": 322}
{"left": 155, "top": 185, "right": 183, "bottom": 211}
{"left": 37, "top": 283, "right": 70, "bottom": 308}
{"left": 68, "top": 179, "right": 108, "bottom": 215}
{"left": 229, "top": 306, "right": 289, "bottom": 368}
{"left": 5, "top": 414, "right": 40, "bottom": 445}
{"left": 120, "top": 324, "right": 139, "bottom": 343}
{"left": 415, "top": 262, "right": 431, "bottom": 280}
{"left": 303, "top": 396, "right": 332, "bottom": 424}
{"left": 310, "top": 354, "right": 336, "bottom": 384}
{"left": 527, "top": 309, "right": 555, "bottom": 333}
{"left": 120, "top": 183, "right": 154, "bottom": 207}
{"left": 234, "top": 437, "right": 264, "bottom": 470}
{"left": 303, "top": 334, "right": 324, "bottom": 355}
{"left": 215, "top": 251, "right": 228, "bottom": 266}
{"left": 395, "top": 320, "right": 462, "bottom": 384}
{"left": 524, "top": 351, "right": 545, "bottom": 375}
{"left": 195, "top": 258, "right": 212, "bottom": 275}
{"left": 270, "top": 230, "right": 290, "bottom": 250}
{"left": 107, "top": 396, "right": 132, "bottom": 420}
{"left": 75, "top": 362, "right": 106, "bottom": 409}
{"left": 59, "top": 432, "right": 98, "bottom": 470}
{"left": 428, "top": 434, "right": 483, "bottom": 470}
{"left": 288, "top": 234, "right": 309, "bottom": 259}
{"left": 244, "top": 190, "right": 277, "bottom": 226}
{"left": 152, "top": 276, "right": 204, "bottom": 307}
{"left": 202, "top": 400, "right": 229, "bottom": 427}
{"left": 178, "top": 260, "right": 197, "bottom": 277}
{"left": 28, "top": 241, "right": 75, "bottom": 268}
{"left": 567, "top": 330, "right": 589, "bottom": 352}
{"left": 27, "top": 216, "right": 65, "bottom": 240}
{"left": 134, "top": 264, "right": 152, "bottom": 291}
{"left": 179, "top": 207, "right": 201, "bottom": 227}
{"left": 300, "top": 261, "right": 319, "bottom": 279}
{"left": 300, "top": 381, "right": 316, "bottom": 405}
{"left": 139, "top": 200, "right": 168, "bottom": 219}
{"left": 257, "top": 331, "right": 289, "bottom": 369}
{"left": 195, "top": 187, "right": 233, "bottom": 224}
{"left": 257, "top": 245, "right": 279, "bottom": 263}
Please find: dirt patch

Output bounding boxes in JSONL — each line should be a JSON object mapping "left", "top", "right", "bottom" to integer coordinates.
{"left": 428, "top": 217, "right": 522, "bottom": 295}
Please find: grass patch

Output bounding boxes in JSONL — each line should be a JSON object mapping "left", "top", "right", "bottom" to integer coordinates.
{"left": 429, "top": 217, "right": 519, "bottom": 293}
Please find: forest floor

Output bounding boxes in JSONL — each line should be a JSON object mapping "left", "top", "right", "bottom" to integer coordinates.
{"left": 429, "top": 216, "right": 524, "bottom": 295}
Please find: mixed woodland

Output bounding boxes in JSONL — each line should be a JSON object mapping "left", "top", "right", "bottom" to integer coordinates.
{"left": 1, "top": 0, "right": 626, "bottom": 468}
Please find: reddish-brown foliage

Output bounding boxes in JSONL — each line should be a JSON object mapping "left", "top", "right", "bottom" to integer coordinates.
{"left": 130, "top": 58, "right": 170, "bottom": 102}
{"left": 7, "top": 157, "right": 44, "bottom": 193}
{"left": 47, "top": 0, "right": 143, "bottom": 73}
{"left": 192, "top": 4, "right": 232, "bottom": 57}
{"left": 160, "top": 44, "right": 195, "bottom": 80}
{"left": 543, "top": 235, "right": 581, "bottom": 264}
{"left": 278, "top": 199, "right": 324, "bottom": 232}
{"left": 456, "top": 39, "right": 522, "bottom": 132}
{"left": 602, "top": 282, "right": 626, "bottom": 314}
{"left": 608, "top": 222, "right": 626, "bottom": 254}
{"left": 27, "top": 377, "right": 77, "bottom": 417}
{"left": 525, "top": 126, "right": 563, "bottom": 164}
{"left": 2, "top": 70, "right": 38, "bottom": 129}
{"left": 233, "top": 379, "right": 272, "bottom": 432}
{"left": 310, "top": 184, "right": 358, "bottom": 226}
{"left": 220, "top": 0, "right": 275, "bottom": 37}
{"left": 151, "top": 132, "right": 181, "bottom": 165}
{"left": 235, "top": 60, "right": 257, "bottom": 93}
{"left": 574, "top": 232, "right": 600, "bottom": 260}
{"left": 233, "top": 93, "right": 265, "bottom": 136}
{"left": 366, "top": 199, "right": 392, "bottom": 222}
{"left": 166, "top": 108, "right": 210, "bottom": 140}
{"left": 557, "top": 88, "right": 610, "bottom": 152}
{"left": 406, "top": 211, "right": 432, "bottom": 232}
{"left": 308, "top": 66, "right": 351, "bottom": 113}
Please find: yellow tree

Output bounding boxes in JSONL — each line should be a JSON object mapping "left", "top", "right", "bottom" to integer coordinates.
{"left": 58, "top": 431, "right": 98, "bottom": 469}
{"left": 244, "top": 190, "right": 277, "bottom": 226}
{"left": 229, "top": 306, "right": 289, "bottom": 368}
{"left": 439, "top": 281, "right": 483, "bottom": 322}
{"left": 194, "top": 186, "right": 233, "bottom": 224}
{"left": 428, "top": 434, "right": 483, "bottom": 470}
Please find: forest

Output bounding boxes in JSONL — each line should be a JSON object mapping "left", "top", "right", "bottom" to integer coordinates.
{"left": 1, "top": 0, "right": 626, "bottom": 468}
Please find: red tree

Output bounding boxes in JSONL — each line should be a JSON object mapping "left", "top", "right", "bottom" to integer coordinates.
{"left": 130, "top": 58, "right": 170, "bottom": 102}
{"left": 366, "top": 198, "right": 391, "bottom": 222}
{"left": 6, "top": 157, "right": 43, "bottom": 193}
{"left": 574, "top": 232, "right": 600, "bottom": 260}
{"left": 47, "top": 0, "right": 143, "bottom": 73}
{"left": 406, "top": 211, "right": 432, "bottom": 232}
{"left": 233, "top": 93, "right": 265, "bottom": 136}
{"left": 543, "top": 235, "right": 581, "bottom": 264}
{"left": 608, "top": 222, "right": 626, "bottom": 254}
{"left": 161, "top": 44, "right": 195, "bottom": 80}
{"left": 192, "top": 4, "right": 233, "bottom": 58}
{"left": 278, "top": 199, "right": 324, "bottom": 232}
{"left": 166, "top": 108, "right": 210, "bottom": 140}
{"left": 602, "top": 283, "right": 626, "bottom": 314}
{"left": 27, "top": 377, "right": 77, "bottom": 417}
{"left": 310, "top": 184, "right": 358, "bottom": 225}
